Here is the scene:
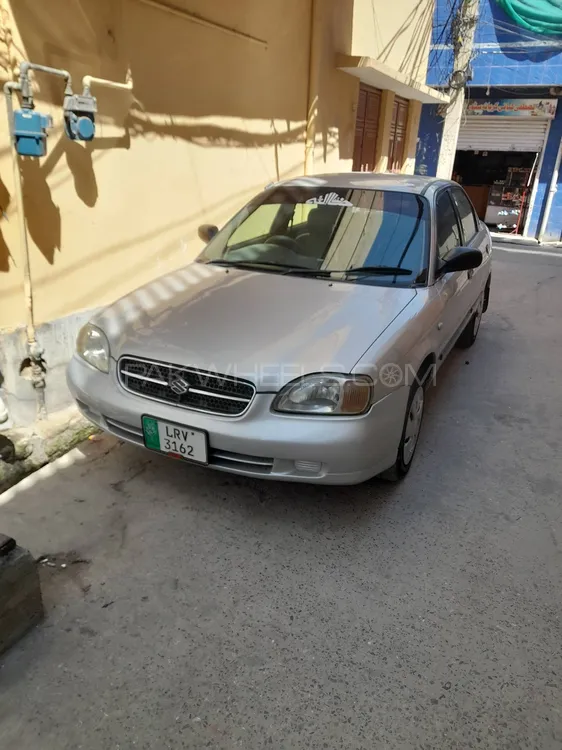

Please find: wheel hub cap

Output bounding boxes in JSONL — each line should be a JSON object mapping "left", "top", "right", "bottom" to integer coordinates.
{"left": 403, "top": 386, "right": 424, "bottom": 465}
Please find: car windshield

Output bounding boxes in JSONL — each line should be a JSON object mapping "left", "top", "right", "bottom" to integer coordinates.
{"left": 198, "top": 186, "right": 429, "bottom": 286}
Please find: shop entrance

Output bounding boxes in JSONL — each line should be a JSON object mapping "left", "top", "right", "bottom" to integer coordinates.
{"left": 452, "top": 150, "right": 538, "bottom": 234}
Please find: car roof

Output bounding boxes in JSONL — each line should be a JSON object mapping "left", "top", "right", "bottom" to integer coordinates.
{"left": 278, "top": 172, "right": 453, "bottom": 196}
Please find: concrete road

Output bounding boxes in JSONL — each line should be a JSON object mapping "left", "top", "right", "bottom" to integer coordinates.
{"left": 1, "top": 247, "right": 562, "bottom": 749}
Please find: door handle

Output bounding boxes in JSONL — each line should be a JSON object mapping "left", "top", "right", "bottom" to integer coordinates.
{"left": 467, "top": 269, "right": 474, "bottom": 279}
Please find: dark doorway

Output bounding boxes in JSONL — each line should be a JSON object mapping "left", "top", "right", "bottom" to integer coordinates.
{"left": 452, "top": 150, "right": 538, "bottom": 233}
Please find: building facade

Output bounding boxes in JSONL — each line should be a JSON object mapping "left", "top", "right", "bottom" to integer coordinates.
{"left": 0, "top": 0, "right": 442, "bottom": 428}
{"left": 416, "top": 0, "right": 562, "bottom": 242}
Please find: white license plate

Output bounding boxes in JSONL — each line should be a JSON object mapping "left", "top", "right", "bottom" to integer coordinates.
{"left": 142, "top": 416, "right": 208, "bottom": 464}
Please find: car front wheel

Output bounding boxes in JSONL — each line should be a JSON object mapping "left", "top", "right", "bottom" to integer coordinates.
{"left": 380, "top": 380, "right": 425, "bottom": 481}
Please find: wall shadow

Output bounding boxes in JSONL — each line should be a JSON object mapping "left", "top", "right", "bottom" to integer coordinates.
{"left": 378, "top": 0, "right": 433, "bottom": 81}
{"left": 64, "top": 141, "right": 98, "bottom": 208}
{"left": 0, "top": 176, "right": 11, "bottom": 272}
{"left": 20, "top": 158, "right": 61, "bottom": 265}
{"left": 0, "top": 231, "right": 9, "bottom": 272}
{"left": 127, "top": 111, "right": 309, "bottom": 149}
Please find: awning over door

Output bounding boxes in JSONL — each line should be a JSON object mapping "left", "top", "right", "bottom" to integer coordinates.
{"left": 337, "top": 55, "right": 449, "bottom": 105}
{"left": 457, "top": 117, "right": 550, "bottom": 152}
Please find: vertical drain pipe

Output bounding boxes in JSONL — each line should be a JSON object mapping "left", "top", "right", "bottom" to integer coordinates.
{"left": 537, "top": 138, "right": 562, "bottom": 243}
{"left": 4, "top": 80, "right": 46, "bottom": 418}
{"left": 3, "top": 63, "right": 73, "bottom": 419}
{"left": 304, "top": 0, "right": 322, "bottom": 175}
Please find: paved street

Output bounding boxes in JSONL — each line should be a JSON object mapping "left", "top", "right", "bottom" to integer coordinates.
{"left": 1, "top": 247, "right": 562, "bottom": 749}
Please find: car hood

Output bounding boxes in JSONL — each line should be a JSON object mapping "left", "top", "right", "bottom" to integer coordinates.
{"left": 94, "top": 263, "right": 416, "bottom": 390}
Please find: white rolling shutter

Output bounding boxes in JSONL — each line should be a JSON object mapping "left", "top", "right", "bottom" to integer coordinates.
{"left": 457, "top": 117, "right": 549, "bottom": 152}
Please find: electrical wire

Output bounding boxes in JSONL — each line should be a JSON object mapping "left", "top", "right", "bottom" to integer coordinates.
{"left": 430, "top": 0, "right": 464, "bottom": 85}
{"left": 430, "top": 0, "right": 480, "bottom": 91}
{"left": 431, "top": 0, "right": 562, "bottom": 118}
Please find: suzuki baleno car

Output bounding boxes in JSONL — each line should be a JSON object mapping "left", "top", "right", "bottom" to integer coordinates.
{"left": 67, "top": 174, "right": 492, "bottom": 484}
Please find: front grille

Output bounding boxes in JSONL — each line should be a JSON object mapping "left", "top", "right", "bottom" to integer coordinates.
{"left": 118, "top": 356, "right": 255, "bottom": 416}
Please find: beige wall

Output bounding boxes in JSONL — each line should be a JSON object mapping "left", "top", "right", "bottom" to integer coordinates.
{"left": 310, "top": 0, "right": 359, "bottom": 175}
{"left": 0, "top": 0, "right": 358, "bottom": 331}
{"left": 351, "top": 0, "right": 434, "bottom": 85}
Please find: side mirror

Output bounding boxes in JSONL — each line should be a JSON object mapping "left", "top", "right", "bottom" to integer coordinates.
{"left": 198, "top": 224, "right": 218, "bottom": 243}
{"left": 438, "top": 247, "right": 483, "bottom": 275}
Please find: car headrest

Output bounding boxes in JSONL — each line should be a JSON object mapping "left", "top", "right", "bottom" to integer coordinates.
{"left": 306, "top": 207, "right": 339, "bottom": 233}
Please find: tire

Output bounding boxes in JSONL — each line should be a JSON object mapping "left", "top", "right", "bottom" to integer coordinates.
{"left": 456, "top": 292, "right": 484, "bottom": 349}
{"left": 482, "top": 277, "right": 491, "bottom": 313}
{"left": 380, "top": 379, "right": 425, "bottom": 482}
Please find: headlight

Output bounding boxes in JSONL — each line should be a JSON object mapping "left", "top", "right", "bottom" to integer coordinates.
{"left": 272, "top": 374, "right": 373, "bottom": 415}
{"left": 76, "top": 324, "right": 110, "bottom": 373}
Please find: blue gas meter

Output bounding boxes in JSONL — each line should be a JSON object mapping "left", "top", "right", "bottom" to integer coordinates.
{"left": 13, "top": 110, "right": 53, "bottom": 157}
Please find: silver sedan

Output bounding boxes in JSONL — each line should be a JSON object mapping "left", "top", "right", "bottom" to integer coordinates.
{"left": 67, "top": 173, "right": 492, "bottom": 484}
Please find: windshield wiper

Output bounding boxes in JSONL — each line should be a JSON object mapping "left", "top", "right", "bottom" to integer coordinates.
{"left": 205, "top": 260, "right": 412, "bottom": 277}
{"left": 283, "top": 265, "right": 412, "bottom": 277}
{"left": 205, "top": 259, "right": 301, "bottom": 271}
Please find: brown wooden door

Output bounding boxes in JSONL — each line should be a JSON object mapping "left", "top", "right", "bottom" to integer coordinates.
{"left": 353, "top": 85, "right": 382, "bottom": 171}
{"left": 388, "top": 96, "right": 409, "bottom": 173}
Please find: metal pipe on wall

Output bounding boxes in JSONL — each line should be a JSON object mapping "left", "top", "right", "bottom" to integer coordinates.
{"left": 3, "top": 80, "right": 46, "bottom": 418}
{"left": 82, "top": 75, "right": 133, "bottom": 96}
{"left": 523, "top": 119, "right": 551, "bottom": 237}
{"left": 537, "top": 137, "right": 562, "bottom": 243}
{"left": 19, "top": 61, "right": 72, "bottom": 105}
{"left": 4, "top": 63, "right": 133, "bottom": 420}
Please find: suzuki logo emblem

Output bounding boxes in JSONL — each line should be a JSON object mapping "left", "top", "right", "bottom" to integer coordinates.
{"left": 170, "top": 376, "right": 190, "bottom": 395}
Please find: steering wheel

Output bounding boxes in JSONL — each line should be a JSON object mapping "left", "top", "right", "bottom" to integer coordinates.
{"left": 267, "top": 235, "right": 301, "bottom": 252}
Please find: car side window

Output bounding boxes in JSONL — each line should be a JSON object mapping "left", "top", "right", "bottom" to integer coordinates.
{"left": 452, "top": 189, "right": 479, "bottom": 244}
{"left": 436, "top": 191, "right": 462, "bottom": 261}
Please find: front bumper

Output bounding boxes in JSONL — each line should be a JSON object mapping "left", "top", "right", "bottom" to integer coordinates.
{"left": 67, "top": 356, "right": 408, "bottom": 485}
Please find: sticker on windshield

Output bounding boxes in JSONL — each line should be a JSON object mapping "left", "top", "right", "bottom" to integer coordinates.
{"left": 305, "top": 192, "right": 353, "bottom": 207}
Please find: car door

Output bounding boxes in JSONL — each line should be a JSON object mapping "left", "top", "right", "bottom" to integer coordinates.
{"left": 433, "top": 189, "right": 468, "bottom": 358}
